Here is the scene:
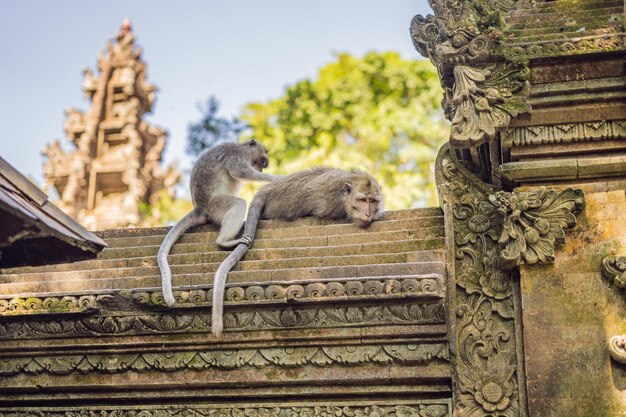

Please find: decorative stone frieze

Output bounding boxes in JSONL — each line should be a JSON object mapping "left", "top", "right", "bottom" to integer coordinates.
{"left": 504, "top": 120, "right": 626, "bottom": 147}
{"left": 0, "top": 343, "right": 450, "bottom": 377}
{"left": 411, "top": 1, "right": 531, "bottom": 148}
{"left": 0, "top": 294, "right": 110, "bottom": 316}
{"left": 0, "top": 301, "right": 446, "bottom": 340}
{"left": 131, "top": 274, "right": 445, "bottom": 306}
{"left": 0, "top": 403, "right": 451, "bottom": 417}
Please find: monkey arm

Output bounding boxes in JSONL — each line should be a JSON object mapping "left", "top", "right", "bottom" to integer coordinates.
{"left": 228, "top": 164, "right": 276, "bottom": 182}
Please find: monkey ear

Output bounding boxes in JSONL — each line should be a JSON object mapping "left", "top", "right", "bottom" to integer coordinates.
{"left": 342, "top": 183, "right": 352, "bottom": 194}
{"left": 248, "top": 139, "right": 258, "bottom": 146}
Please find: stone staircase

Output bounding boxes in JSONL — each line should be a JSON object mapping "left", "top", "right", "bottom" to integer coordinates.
{"left": 1, "top": 208, "right": 446, "bottom": 296}
{"left": 0, "top": 207, "right": 451, "bottom": 411}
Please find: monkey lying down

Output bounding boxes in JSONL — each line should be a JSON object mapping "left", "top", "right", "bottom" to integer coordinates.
{"left": 211, "top": 167, "right": 384, "bottom": 337}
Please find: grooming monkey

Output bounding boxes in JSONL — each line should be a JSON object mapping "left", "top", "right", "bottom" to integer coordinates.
{"left": 211, "top": 167, "right": 384, "bottom": 337}
{"left": 158, "top": 139, "right": 275, "bottom": 306}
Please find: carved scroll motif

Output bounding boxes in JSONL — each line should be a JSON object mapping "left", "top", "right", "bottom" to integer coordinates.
{"left": 410, "top": 0, "right": 531, "bottom": 148}
{"left": 436, "top": 144, "right": 584, "bottom": 416}
{"left": 601, "top": 255, "right": 626, "bottom": 295}
{"left": 608, "top": 335, "right": 626, "bottom": 364}
{"left": 601, "top": 255, "right": 626, "bottom": 365}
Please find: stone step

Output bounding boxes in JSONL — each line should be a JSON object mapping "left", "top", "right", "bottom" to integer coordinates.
{"left": 1, "top": 250, "right": 438, "bottom": 284}
{"left": 99, "top": 216, "right": 443, "bottom": 249}
{"left": 3, "top": 228, "right": 444, "bottom": 273}
{"left": 1, "top": 262, "right": 445, "bottom": 296}
{"left": 94, "top": 208, "right": 443, "bottom": 239}
{"left": 89, "top": 227, "right": 444, "bottom": 262}
{"left": 3, "top": 238, "right": 444, "bottom": 275}
{"left": 510, "top": 0, "right": 621, "bottom": 13}
{"left": 506, "top": 6, "right": 623, "bottom": 27}
{"left": 506, "top": 23, "right": 614, "bottom": 43}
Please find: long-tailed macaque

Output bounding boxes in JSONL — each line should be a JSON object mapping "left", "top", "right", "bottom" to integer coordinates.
{"left": 211, "top": 167, "right": 384, "bottom": 337}
{"left": 158, "top": 139, "right": 275, "bottom": 306}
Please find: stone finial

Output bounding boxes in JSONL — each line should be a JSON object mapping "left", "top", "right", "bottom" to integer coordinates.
{"left": 410, "top": 1, "right": 530, "bottom": 148}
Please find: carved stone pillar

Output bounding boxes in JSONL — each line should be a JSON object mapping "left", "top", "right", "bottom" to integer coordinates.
{"left": 435, "top": 146, "right": 584, "bottom": 416}
{"left": 413, "top": 0, "right": 626, "bottom": 414}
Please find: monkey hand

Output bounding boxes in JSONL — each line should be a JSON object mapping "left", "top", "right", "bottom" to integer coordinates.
{"left": 240, "top": 234, "right": 252, "bottom": 246}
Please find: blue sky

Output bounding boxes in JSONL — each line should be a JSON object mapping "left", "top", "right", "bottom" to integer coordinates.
{"left": 0, "top": 1, "right": 432, "bottom": 190}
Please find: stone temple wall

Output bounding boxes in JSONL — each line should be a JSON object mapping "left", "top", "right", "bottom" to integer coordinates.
{"left": 519, "top": 180, "right": 626, "bottom": 415}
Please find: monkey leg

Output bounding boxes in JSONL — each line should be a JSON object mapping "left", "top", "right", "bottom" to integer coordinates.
{"left": 208, "top": 195, "right": 248, "bottom": 248}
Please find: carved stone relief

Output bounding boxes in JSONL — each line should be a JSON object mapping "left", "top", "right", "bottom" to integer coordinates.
{"left": 436, "top": 144, "right": 584, "bottom": 416}
{"left": 601, "top": 255, "right": 626, "bottom": 364}
{"left": 0, "top": 403, "right": 451, "bottom": 417}
{"left": 411, "top": 0, "right": 531, "bottom": 148}
{"left": 504, "top": 120, "right": 626, "bottom": 147}
{"left": 0, "top": 343, "right": 449, "bottom": 377}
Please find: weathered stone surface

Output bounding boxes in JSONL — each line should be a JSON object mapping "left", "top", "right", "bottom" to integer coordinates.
{"left": 518, "top": 182, "right": 626, "bottom": 416}
{"left": 0, "top": 207, "right": 451, "bottom": 411}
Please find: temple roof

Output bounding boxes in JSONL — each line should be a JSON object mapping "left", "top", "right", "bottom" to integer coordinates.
{"left": 0, "top": 156, "right": 107, "bottom": 268}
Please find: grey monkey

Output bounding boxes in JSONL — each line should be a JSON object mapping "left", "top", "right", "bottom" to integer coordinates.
{"left": 158, "top": 139, "right": 275, "bottom": 306}
{"left": 211, "top": 167, "right": 384, "bottom": 337}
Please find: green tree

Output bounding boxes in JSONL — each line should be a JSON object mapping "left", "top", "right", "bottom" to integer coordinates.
{"left": 240, "top": 51, "right": 448, "bottom": 209}
{"left": 186, "top": 96, "right": 247, "bottom": 156}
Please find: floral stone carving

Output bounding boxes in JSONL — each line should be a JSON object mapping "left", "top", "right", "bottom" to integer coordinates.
{"left": 410, "top": 0, "right": 530, "bottom": 148}
{"left": 436, "top": 144, "right": 523, "bottom": 417}
{"left": 436, "top": 144, "right": 584, "bottom": 415}
{"left": 446, "top": 63, "right": 530, "bottom": 147}
{"left": 490, "top": 188, "right": 584, "bottom": 270}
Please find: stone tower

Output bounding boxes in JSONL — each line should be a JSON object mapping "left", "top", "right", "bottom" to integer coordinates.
{"left": 43, "top": 19, "right": 179, "bottom": 230}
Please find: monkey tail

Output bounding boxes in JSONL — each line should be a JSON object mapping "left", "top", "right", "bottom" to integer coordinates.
{"left": 158, "top": 210, "right": 206, "bottom": 306}
{"left": 212, "top": 196, "right": 266, "bottom": 338}
{"left": 212, "top": 243, "right": 250, "bottom": 338}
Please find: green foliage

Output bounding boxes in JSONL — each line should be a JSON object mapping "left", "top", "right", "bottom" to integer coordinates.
{"left": 240, "top": 51, "right": 448, "bottom": 208}
{"left": 139, "top": 190, "right": 193, "bottom": 227}
{"left": 186, "top": 96, "right": 247, "bottom": 156}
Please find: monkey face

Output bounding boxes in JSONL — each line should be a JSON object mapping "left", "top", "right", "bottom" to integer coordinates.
{"left": 245, "top": 139, "right": 271, "bottom": 172}
{"left": 344, "top": 177, "right": 384, "bottom": 228}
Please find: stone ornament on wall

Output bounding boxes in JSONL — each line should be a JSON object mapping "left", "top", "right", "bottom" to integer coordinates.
{"left": 0, "top": 343, "right": 449, "bottom": 377}
{"left": 436, "top": 144, "right": 584, "bottom": 416}
{"left": 601, "top": 255, "right": 626, "bottom": 295}
{"left": 490, "top": 188, "right": 584, "bottom": 270}
{"left": 504, "top": 120, "right": 626, "bottom": 147}
{"left": 0, "top": 301, "right": 445, "bottom": 341}
{"left": 131, "top": 274, "right": 445, "bottom": 306}
{"left": 411, "top": 0, "right": 531, "bottom": 148}
{"left": 436, "top": 145, "right": 523, "bottom": 416}
{"left": 608, "top": 335, "right": 626, "bottom": 365}
{"left": 0, "top": 403, "right": 451, "bottom": 417}
{"left": 601, "top": 255, "right": 626, "bottom": 364}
